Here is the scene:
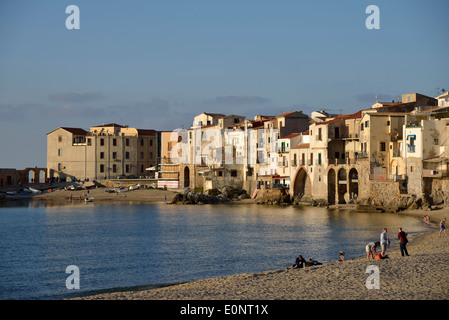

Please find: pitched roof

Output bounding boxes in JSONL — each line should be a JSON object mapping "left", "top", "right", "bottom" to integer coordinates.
{"left": 316, "top": 110, "right": 363, "bottom": 125}
{"left": 281, "top": 132, "right": 302, "bottom": 139}
{"left": 56, "top": 127, "right": 88, "bottom": 135}
{"left": 291, "top": 143, "right": 310, "bottom": 149}
{"left": 136, "top": 129, "right": 157, "bottom": 136}
{"left": 276, "top": 111, "right": 307, "bottom": 118}
{"left": 91, "top": 123, "right": 125, "bottom": 128}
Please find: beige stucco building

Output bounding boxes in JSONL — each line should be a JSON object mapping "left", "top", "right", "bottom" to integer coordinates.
{"left": 47, "top": 123, "right": 157, "bottom": 181}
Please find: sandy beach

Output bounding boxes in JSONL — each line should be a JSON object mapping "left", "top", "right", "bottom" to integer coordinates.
{"left": 32, "top": 186, "right": 444, "bottom": 301}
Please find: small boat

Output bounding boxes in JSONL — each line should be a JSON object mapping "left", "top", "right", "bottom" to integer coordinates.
{"left": 28, "top": 187, "right": 42, "bottom": 194}
{"left": 129, "top": 184, "right": 140, "bottom": 191}
{"left": 6, "top": 191, "right": 16, "bottom": 195}
{"left": 84, "top": 197, "right": 94, "bottom": 202}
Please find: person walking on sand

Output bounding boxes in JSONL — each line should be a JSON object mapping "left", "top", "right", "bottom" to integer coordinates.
{"left": 366, "top": 241, "right": 380, "bottom": 260}
{"left": 380, "top": 228, "right": 389, "bottom": 257}
{"left": 398, "top": 227, "right": 409, "bottom": 256}
{"left": 440, "top": 218, "right": 447, "bottom": 237}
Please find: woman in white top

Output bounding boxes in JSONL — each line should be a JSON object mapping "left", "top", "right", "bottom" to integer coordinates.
{"left": 366, "top": 241, "right": 380, "bottom": 260}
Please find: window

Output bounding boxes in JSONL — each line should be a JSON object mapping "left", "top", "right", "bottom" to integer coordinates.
{"left": 100, "top": 138, "right": 104, "bottom": 146}
{"left": 100, "top": 152, "right": 105, "bottom": 159}
{"left": 113, "top": 138, "right": 117, "bottom": 146}
{"left": 58, "top": 136, "right": 62, "bottom": 142}
{"left": 58, "top": 163, "right": 62, "bottom": 171}
{"left": 141, "top": 164, "right": 144, "bottom": 173}
{"left": 112, "top": 152, "right": 117, "bottom": 159}
{"left": 58, "top": 149, "right": 62, "bottom": 156}
{"left": 126, "top": 138, "right": 130, "bottom": 147}
{"left": 335, "top": 152, "right": 340, "bottom": 159}
{"left": 125, "top": 152, "right": 130, "bottom": 159}
{"left": 387, "top": 121, "right": 390, "bottom": 126}
{"left": 365, "top": 120, "right": 369, "bottom": 128}
{"left": 318, "top": 153, "right": 322, "bottom": 165}
{"left": 87, "top": 138, "right": 91, "bottom": 146}
{"left": 126, "top": 165, "right": 130, "bottom": 173}
{"left": 140, "top": 139, "right": 144, "bottom": 146}
{"left": 230, "top": 170, "right": 237, "bottom": 177}
{"left": 361, "top": 123, "right": 364, "bottom": 131}
{"left": 140, "top": 152, "right": 144, "bottom": 160}
{"left": 113, "top": 164, "right": 117, "bottom": 173}
{"left": 217, "top": 171, "right": 223, "bottom": 177}
{"left": 434, "top": 138, "right": 439, "bottom": 145}
{"left": 100, "top": 164, "right": 104, "bottom": 173}
{"left": 150, "top": 139, "right": 153, "bottom": 146}
{"left": 380, "top": 142, "right": 386, "bottom": 152}
{"left": 318, "top": 128, "right": 322, "bottom": 140}
{"left": 149, "top": 152, "right": 153, "bottom": 159}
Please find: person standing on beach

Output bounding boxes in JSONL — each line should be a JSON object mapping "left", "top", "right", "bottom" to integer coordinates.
{"left": 397, "top": 227, "right": 409, "bottom": 256}
{"left": 440, "top": 218, "right": 447, "bottom": 237}
{"left": 380, "top": 228, "right": 389, "bottom": 257}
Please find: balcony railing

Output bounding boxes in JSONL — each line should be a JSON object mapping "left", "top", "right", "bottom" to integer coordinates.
{"left": 357, "top": 152, "right": 369, "bottom": 158}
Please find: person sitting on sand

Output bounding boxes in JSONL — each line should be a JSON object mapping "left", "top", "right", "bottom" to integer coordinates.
{"left": 366, "top": 241, "right": 380, "bottom": 260}
{"left": 287, "top": 255, "right": 306, "bottom": 269}
{"left": 338, "top": 251, "right": 345, "bottom": 261}
{"left": 306, "top": 258, "right": 322, "bottom": 267}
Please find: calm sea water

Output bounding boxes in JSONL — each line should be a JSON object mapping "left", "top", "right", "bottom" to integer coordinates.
{"left": 0, "top": 200, "right": 433, "bottom": 300}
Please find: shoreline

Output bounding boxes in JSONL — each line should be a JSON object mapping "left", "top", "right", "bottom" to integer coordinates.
{"left": 61, "top": 191, "right": 448, "bottom": 300}
{"left": 4, "top": 187, "right": 447, "bottom": 300}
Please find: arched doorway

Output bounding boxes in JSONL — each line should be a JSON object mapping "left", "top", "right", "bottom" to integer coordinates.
{"left": 184, "top": 166, "right": 190, "bottom": 188}
{"left": 39, "top": 170, "right": 45, "bottom": 183}
{"left": 327, "top": 168, "right": 336, "bottom": 205}
{"left": 349, "top": 168, "right": 358, "bottom": 200}
{"left": 337, "top": 168, "right": 347, "bottom": 204}
{"left": 293, "top": 167, "right": 311, "bottom": 199}
{"left": 28, "top": 170, "right": 35, "bottom": 183}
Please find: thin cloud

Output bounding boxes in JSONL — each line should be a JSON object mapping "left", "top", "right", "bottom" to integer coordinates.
{"left": 48, "top": 92, "right": 106, "bottom": 103}
{"left": 209, "top": 95, "right": 272, "bottom": 106}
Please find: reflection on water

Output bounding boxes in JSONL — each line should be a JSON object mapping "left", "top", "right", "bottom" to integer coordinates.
{"left": 0, "top": 200, "right": 434, "bottom": 299}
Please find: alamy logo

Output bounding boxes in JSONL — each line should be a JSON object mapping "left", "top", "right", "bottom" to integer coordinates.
{"left": 365, "top": 265, "right": 380, "bottom": 289}
{"left": 65, "top": 5, "right": 80, "bottom": 30}
{"left": 66, "top": 265, "right": 80, "bottom": 289}
{"left": 366, "top": 5, "right": 380, "bottom": 30}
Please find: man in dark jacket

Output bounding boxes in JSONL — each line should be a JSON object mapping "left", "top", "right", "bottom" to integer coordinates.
{"left": 398, "top": 227, "right": 409, "bottom": 256}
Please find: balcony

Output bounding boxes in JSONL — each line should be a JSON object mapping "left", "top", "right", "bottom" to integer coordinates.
{"left": 357, "top": 152, "right": 369, "bottom": 158}
{"left": 422, "top": 169, "right": 449, "bottom": 178}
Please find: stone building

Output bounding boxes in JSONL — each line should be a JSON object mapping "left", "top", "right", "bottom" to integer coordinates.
{"left": 47, "top": 123, "right": 158, "bottom": 181}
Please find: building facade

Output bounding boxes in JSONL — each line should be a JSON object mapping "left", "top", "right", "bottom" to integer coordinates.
{"left": 47, "top": 124, "right": 158, "bottom": 181}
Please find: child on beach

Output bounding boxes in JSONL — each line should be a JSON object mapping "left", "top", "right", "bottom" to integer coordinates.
{"left": 440, "top": 218, "right": 447, "bottom": 237}
{"left": 366, "top": 241, "right": 380, "bottom": 260}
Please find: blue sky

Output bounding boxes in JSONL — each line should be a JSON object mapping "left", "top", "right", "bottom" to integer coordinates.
{"left": 1, "top": 0, "right": 448, "bottom": 168}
